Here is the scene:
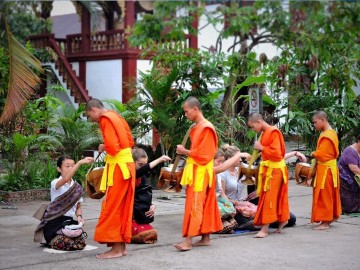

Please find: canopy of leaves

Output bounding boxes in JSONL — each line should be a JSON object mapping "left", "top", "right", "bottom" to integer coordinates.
{"left": 130, "top": 0, "right": 360, "bottom": 151}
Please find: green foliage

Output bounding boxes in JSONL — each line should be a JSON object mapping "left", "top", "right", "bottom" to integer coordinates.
{"left": 8, "top": 12, "right": 52, "bottom": 44}
{"left": 14, "top": 94, "right": 63, "bottom": 136}
{"left": 0, "top": 132, "right": 59, "bottom": 191}
{"left": 0, "top": 1, "right": 52, "bottom": 47}
{"left": 0, "top": 47, "right": 9, "bottom": 113}
{"left": 137, "top": 66, "right": 185, "bottom": 155}
{"left": 136, "top": 49, "right": 228, "bottom": 156}
{"left": 0, "top": 94, "right": 102, "bottom": 191}
{"left": 129, "top": 1, "right": 200, "bottom": 47}
{"left": 104, "top": 98, "right": 152, "bottom": 140}
{"left": 49, "top": 102, "right": 102, "bottom": 161}
{"left": 259, "top": 1, "right": 360, "bottom": 151}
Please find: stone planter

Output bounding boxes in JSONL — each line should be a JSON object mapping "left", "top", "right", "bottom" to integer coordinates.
{"left": 0, "top": 189, "right": 50, "bottom": 203}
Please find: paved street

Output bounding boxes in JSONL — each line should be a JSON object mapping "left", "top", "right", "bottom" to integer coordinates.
{"left": 1, "top": 179, "right": 359, "bottom": 270}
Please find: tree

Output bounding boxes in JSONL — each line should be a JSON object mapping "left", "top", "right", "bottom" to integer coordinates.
{"left": 129, "top": 0, "right": 360, "bottom": 150}
{"left": 0, "top": 1, "right": 47, "bottom": 125}
{"left": 262, "top": 1, "right": 360, "bottom": 151}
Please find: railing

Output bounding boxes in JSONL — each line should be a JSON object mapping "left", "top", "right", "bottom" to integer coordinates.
{"left": 66, "top": 34, "right": 82, "bottom": 55}
{"left": 67, "top": 29, "right": 126, "bottom": 55}
{"left": 30, "top": 30, "right": 192, "bottom": 57}
{"left": 90, "top": 29, "right": 126, "bottom": 51}
{"left": 28, "top": 33, "right": 91, "bottom": 104}
{"left": 28, "top": 30, "right": 194, "bottom": 102}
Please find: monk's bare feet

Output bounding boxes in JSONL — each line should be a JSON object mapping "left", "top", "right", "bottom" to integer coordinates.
{"left": 313, "top": 222, "right": 330, "bottom": 230}
{"left": 192, "top": 240, "right": 211, "bottom": 247}
{"left": 96, "top": 250, "right": 123, "bottom": 259}
{"left": 275, "top": 221, "right": 288, "bottom": 233}
{"left": 254, "top": 225, "right": 269, "bottom": 238}
{"left": 173, "top": 242, "right": 192, "bottom": 251}
{"left": 120, "top": 243, "right": 128, "bottom": 256}
{"left": 254, "top": 231, "right": 269, "bottom": 238}
{"left": 193, "top": 234, "right": 211, "bottom": 247}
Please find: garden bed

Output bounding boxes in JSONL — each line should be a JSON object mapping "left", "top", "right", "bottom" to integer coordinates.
{"left": 0, "top": 189, "right": 50, "bottom": 203}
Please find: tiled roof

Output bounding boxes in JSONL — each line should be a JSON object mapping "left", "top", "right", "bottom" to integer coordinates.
{"left": 51, "top": 13, "right": 81, "bottom": 39}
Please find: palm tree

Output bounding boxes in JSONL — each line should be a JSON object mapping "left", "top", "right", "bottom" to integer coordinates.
{"left": 0, "top": 0, "right": 114, "bottom": 126}
{"left": 50, "top": 102, "right": 102, "bottom": 161}
{"left": 0, "top": 1, "right": 44, "bottom": 125}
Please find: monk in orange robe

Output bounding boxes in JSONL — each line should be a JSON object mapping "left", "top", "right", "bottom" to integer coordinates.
{"left": 310, "top": 111, "right": 341, "bottom": 230}
{"left": 86, "top": 99, "right": 135, "bottom": 259}
{"left": 247, "top": 113, "right": 290, "bottom": 238}
{"left": 174, "top": 96, "right": 222, "bottom": 251}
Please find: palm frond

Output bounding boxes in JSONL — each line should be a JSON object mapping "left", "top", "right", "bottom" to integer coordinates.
{"left": 0, "top": 23, "right": 43, "bottom": 124}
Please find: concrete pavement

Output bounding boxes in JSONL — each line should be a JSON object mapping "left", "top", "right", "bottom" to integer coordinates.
{"left": 1, "top": 180, "right": 359, "bottom": 270}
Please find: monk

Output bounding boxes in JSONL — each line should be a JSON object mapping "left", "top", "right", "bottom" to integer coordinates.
{"left": 247, "top": 113, "right": 290, "bottom": 238}
{"left": 174, "top": 96, "right": 222, "bottom": 251}
{"left": 86, "top": 98, "right": 136, "bottom": 259}
{"left": 310, "top": 111, "right": 341, "bottom": 230}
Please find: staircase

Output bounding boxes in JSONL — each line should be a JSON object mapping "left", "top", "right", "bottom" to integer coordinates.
{"left": 28, "top": 34, "right": 91, "bottom": 104}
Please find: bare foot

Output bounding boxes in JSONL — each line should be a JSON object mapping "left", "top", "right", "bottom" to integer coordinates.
{"left": 275, "top": 221, "right": 288, "bottom": 233}
{"left": 173, "top": 242, "right": 192, "bottom": 251}
{"left": 120, "top": 243, "right": 128, "bottom": 256}
{"left": 96, "top": 250, "right": 123, "bottom": 259}
{"left": 192, "top": 240, "right": 211, "bottom": 247}
{"left": 254, "top": 231, "right": 269, "bottom": 238}
{"left": 313, "top": 222, "right": 330, "bottom": 230}
{"left": 254, "top": 225, "right": 269, "bottom": 238}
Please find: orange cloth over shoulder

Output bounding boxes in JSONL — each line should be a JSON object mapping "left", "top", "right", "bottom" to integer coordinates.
{"left": 94, "top": 111, "right": 136, "bottom": 244}
{"left": 254, "top": 126, "right": 290, "bottom": 226}
{"left": 311, "top": 129, "right": 341, "bottom": 223}
{"left": 182, "top": 121, "right": 223, "bottom": 237}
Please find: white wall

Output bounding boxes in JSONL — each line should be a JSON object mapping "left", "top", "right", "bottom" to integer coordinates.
{"left": 63, "top": 60, "right": 152, "bottom": 105}
{"left": 70, "top": 62, "right": 79, "bottom": 76}
{"left": 137, "top": 60, "right": 152, "bottom": 78}
{"left": 86, "top": 60, "right": 122, "bottom": 102}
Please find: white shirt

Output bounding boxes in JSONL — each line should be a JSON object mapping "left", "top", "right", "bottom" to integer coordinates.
{"left": 218, "top": 168, "right": 247, "bottom": 201}
{"left": 50, "top": 177, "right": 83, "bottom": 217}
{"left": 216, "top": 176, "right": 222, "bottom": 197}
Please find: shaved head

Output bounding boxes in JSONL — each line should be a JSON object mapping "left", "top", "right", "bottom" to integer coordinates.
{"left": 248, "top": 112, "right": 264, "bottom": 123}
{"left": 312, "top": 110, "right": 331, "bottom": 131}
{"left": 184, "top": 96, "right": 201, "bottom": 110}
{"left": 85, "top": 98, "right": 104, "bottom": 111}
{"left": 313, "top": 110, "right": 328, "bottom": 121}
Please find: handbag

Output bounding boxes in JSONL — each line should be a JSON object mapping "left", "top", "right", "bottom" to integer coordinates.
{"left": 134, "top": 185, "right": 154, "bottom": 224}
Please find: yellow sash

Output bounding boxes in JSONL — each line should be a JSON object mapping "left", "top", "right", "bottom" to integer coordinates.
{"left": 180, "top": 157, "right": 214, "bottom": 192}
{"left": 257, "top": 159, "right": 287, "bottom": 195}
{"left": 313, "top": 159, "right": 338, "bottom": 189}
{"left": 99, "top": 147, "right": 133, "bottom": 192}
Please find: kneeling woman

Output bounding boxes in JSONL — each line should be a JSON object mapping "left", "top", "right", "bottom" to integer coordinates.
{"left": 34, "top": 156, "right": 94, "bottom": 250}
{"left": 131, "top": 148, "right": 171, "bottom": 244}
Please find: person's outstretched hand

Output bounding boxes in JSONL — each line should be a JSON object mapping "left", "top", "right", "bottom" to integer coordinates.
{"left": 79, "top": 156, "right": 94, "bottom": 165}
{"left": 296, "top": 152, "right": 307, "bottom": 162}
{"left": 158, "top": 155, "right": 171, "bottom": 163}
{"left": 145, "top": 204, "right": 156, "bottom": 218}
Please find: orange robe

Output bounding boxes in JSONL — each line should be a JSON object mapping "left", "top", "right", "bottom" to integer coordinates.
{"left": 311, "top": 129, "right": 342, "bottom": 223}
{"left": 181, "top": 121, "right": 222, "bottom": 237}
{"left": 254, "top": 126, "right": 290, "bottom": 226}
{"left": 94, "top": 111, "right": 136, "bottom": 244}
